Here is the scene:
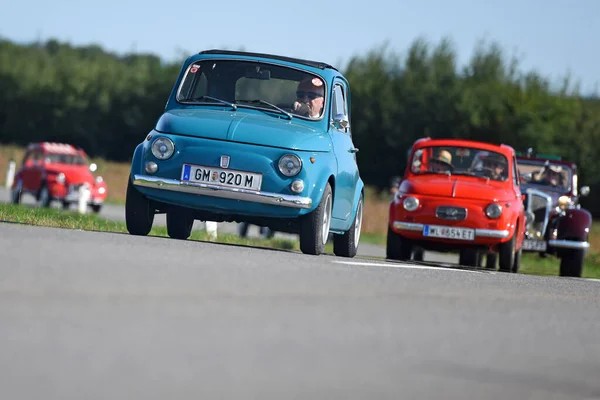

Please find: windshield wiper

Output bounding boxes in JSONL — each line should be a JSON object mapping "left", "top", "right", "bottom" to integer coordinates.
{"left": 184, "top": 95, "right": 237, "bottom": 111}
{"left": 236, "top": 99, "right": 292, "bottom": 120}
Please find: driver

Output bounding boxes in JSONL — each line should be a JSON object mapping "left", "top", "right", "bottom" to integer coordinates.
{"left": 481, "top": 152, "right": 507, "bottom": 180}
{"left": 293, "top": 77, "right": 325, "bottom": 119}
{"left": 540, "top": 165, "right": 564, "bottom": 187}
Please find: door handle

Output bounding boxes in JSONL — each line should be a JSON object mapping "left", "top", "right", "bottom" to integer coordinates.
{"left": 349, "top": 147, "right": 359, "bottom": 154}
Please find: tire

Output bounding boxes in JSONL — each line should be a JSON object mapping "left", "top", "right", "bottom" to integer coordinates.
{"left": 11, "top": 179, "right": 22, "bottom": 204}
{"left": 125, "top": 177, "right": 154, "bottom": 236}
{"left": 166, "top": 207, "right": 194, "bottom": 240}
{"left": 386, "top": 226, "right": 412, "bottom": 260}
{"left": 512, "top": 246, "right": 522, "bottom": 273}
{"left": 413, "top": 247, "right": 424, "bottom": 261}
{"left": 38, "top": 184, "right": 52, "bottom": 208}
{"left": 459, "top": 249, "right": 479, "bottom": 267}
{"left": 498, "top": 234, "right": 516, "bottom": 272}
{"left": 560, "top": 249, "right": 585, "bottom": 277}
{"left": 62, "top": 201, "right": 70, "bottom": 210}
{"left": 333, "top": 194, "right": 363, "bottom": 258}
{"left": 486, "top": 252, "right": 497, "bottom": 270}
{"left": 91, "top": 204, "right": 102, "bottom": 214}
{"left": 299, "top": 183, "right": 332, "bottom": 255}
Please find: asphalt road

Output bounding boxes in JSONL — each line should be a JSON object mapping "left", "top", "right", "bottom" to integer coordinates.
{"left": 1, "top": 223, "right": 599, "bottom": 400}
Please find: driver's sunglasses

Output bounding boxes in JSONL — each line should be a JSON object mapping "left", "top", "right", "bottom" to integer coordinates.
{"left": 296, "top": 91, "right": 323, "bottom": 100}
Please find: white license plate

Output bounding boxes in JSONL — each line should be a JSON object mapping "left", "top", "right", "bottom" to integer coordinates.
{"left": 423, "top": 225, "right": 475, "bottom": 241}
{"left": 522, "top": 239, "right": 547, "bottom": 252}
{"left": 181, "top": 163, "right": 262, "bottom": 191}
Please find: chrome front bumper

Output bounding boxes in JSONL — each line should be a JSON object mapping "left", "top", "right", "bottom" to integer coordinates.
{"left": 548, "top": 239, "right": 590, "bottom": 250}
{"left": 133, "top": 174, "right": 312, "bottom": 209}
{"left": 393, "top": 221, "right": 510, "bottom": 239}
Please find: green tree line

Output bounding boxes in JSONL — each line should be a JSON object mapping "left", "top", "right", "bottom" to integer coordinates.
{"left": 1, "top": 37, "right": 599, "bottom": 214}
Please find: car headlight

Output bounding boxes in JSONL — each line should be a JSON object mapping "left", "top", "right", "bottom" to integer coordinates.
{"left": 56, "top": 173, "right": 65, "bottom": 184}
{"left": 278, "top": 154, "right": 302, "bottom": 177}
{"left": 403, "top": 196, "right": 419, "bottom": 211}
{"left": 486, "top": 203, "right": 503, "bottom": 219}
{"left": 151, "top": 137, "right": 175, "bottom": 160}
{"left": 557, "top": 195, "right": 571, "bottom": 210}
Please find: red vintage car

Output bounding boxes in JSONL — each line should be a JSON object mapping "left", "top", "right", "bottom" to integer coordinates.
{"left": 10, "top": 142, "right": 108, "bottom": 213}
{"left": 387, "top": 138, "right": 526, "bottom": 272}
{"left": 516, "top": 151, "right": 592, "bottom": 277}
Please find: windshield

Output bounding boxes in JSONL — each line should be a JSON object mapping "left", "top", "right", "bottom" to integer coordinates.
{"left": 45, "top": 153, "right": 87, "bottom": 165}
{"left": 517, "top": 161, "right": 571, "bottom": 190}
{"left": 410, "top": 146, "right": 510, "bottom": 182}
{"left": 176, "top": 60, "right": 326, "bottom": 120}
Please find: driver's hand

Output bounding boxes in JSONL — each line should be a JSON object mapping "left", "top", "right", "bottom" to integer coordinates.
{"left": 293, "top": 101, "right": 311, "bottom": 116}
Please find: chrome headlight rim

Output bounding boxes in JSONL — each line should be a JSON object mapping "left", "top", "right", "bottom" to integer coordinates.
{"left": 151, "top": 137, "right": 175, "bottom": 161}
{"left": 485, "top": 203, "right": 503, "bottom": 219}
{"left": 403, "top": 196, "right": 419, "bottom": 212}
{"left": 278, "top": 154, "right": 302, "bottom": 177}
{"left": 56, "top": 172, "right": 66, "bottom": 184}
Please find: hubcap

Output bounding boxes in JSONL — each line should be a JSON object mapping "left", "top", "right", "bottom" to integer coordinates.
{"left": 321, "top": 194, "right": 332, "bottom": 245}
{"left": 354, "top": 199, "right": 363, "bottom": 248}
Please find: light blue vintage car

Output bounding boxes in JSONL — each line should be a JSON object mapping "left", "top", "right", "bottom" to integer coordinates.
{"left": 125, "top": 49, "right": 364, "bottom": 256}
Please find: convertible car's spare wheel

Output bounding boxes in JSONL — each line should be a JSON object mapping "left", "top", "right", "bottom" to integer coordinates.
{"left": 333, "top": 194, "right": 363, "bottom": 258}
{"left": 11, "top": 179, "right": 22, "bottom": 204}
{"left": 167, "top": 206, "right": 194, "bottom": 240}
{"left": 38, "top": 184, "right": 52, "bottom": 208}
{"left": 486, "top": 252, "right": 497, "bottom": 270}
{"left": 386, "top": 226, "right": 412, "bottom": 260}
{"left": 125, "top": 177, "right": 155, "bottom": 236}
{"left": 560, "top": 249, "right": 585, "bottom": 277}
{"left": 498, "top": 234, "right": 516, "bottom": 272}
{"left": 300, "top": 183, "right": 332, "bottom": 255}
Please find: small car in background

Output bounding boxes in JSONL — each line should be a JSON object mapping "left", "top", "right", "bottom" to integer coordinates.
{"left": 387, "top": 138, "right": 525, "bottom": 272}
{"left": 517, "top": 150, "right": 592, "bottom": 277}
{"left": 11, "top": 142, "right": 107, "bottom": 213}
{"left": 125, "top": 49, "right": 364, "bottom": 256}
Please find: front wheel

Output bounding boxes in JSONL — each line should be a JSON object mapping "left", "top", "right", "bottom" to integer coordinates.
{"left": 560, "top": 249, "right": 585, "bottom": 277}
{"left": 11, "top": 179, "right": 23, "bottom": 204}
{"left": 498, "top": 234, "right": 516, "bottom": 272}
{"left": 166, "top": 207, "right": 194, "bottom": 240}
{"left": 125, "top": 177, "right": 154, "bottom": 236}
{"left": 386, "top": 226, "right": 412, "bottom": 260}
{"left": 333, "top": 194, "right": 363, "bottom": 258}
{"left": 299, "top": 183, "right": 332, "bottom": 255}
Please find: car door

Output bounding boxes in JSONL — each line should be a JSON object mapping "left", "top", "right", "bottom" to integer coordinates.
{"left": 329, "top": 80, "right": 359, "bottom": 221}
{"left": 19, "top": 150, "right": 36, "bottom": 192}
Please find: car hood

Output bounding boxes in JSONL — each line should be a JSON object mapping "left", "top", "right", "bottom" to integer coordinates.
{"left": 46, "top": 165, "right": 95, "bottom": 185}
{"left": 400, "top": 175, "right": 515, "bottom": 201}
{"left": 155, "top": 108, "right": 331, "bottom": 152}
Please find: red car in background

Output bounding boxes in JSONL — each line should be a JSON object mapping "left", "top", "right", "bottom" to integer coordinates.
{"left": 387, "top": 138, "right": 525, "bottom": 272}
{"left": 10, "top": 142, "right": 107, "bottom": 213}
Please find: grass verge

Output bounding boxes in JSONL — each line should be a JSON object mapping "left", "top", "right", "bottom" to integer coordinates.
{"left": 0, "top": 204, "right": 299, "bottom": 252}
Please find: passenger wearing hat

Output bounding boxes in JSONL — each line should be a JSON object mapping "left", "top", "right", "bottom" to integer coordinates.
{"left": 293, "top": 77, "right": 325, "bottom": 119}
{"left": 430, "top": 149, "right": 454, "bottom": 173}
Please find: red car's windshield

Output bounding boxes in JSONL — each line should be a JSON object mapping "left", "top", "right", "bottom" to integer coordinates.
{"left": 410, "top": 146, "right": 509, "bottom": 182}
{"left": 45, "top": 153, "right": 87, "bottom": 165}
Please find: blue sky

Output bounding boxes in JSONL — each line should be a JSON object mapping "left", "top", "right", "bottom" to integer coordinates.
{"left": 1, "top": 0, "right": 598, "bottom": 94}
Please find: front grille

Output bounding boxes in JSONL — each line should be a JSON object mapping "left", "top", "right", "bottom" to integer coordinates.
{"left": 436, "top": 206, "right": 467, "bottom": 221}
{"left": 525, "top": 188, "right": 552, "bottom": 238}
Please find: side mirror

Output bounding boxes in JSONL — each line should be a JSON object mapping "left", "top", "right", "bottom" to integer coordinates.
{"left": 332, "top": 113, "right": 349, "bottom": 130}
{"left": 521, "top": 172, "right": 533, "bottom": 182}
{"left": 580, "top": 186, "right": 590, "bottom": 197}
{"left": 89, "top": 163, "right": 97, "bottom": 173}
